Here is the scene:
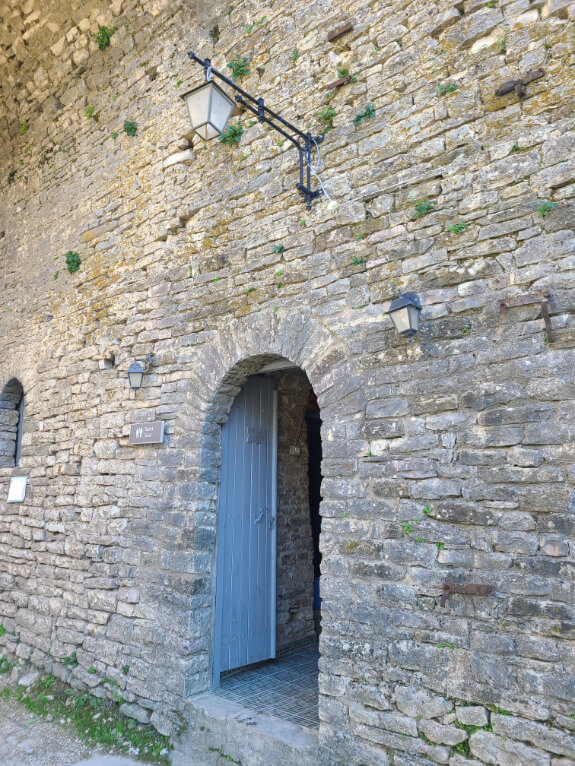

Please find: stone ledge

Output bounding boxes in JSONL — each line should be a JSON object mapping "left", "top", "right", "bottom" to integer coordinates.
{"left": 172, "top": 693, "right": 318, "bottom": 766}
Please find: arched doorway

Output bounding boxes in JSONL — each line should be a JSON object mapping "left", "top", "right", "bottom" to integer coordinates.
{"left": 212, "top": 360, "right": 322, "bottom": 727}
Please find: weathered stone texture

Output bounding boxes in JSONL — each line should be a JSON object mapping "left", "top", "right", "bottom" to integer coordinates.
{"left": 1, "top": 0, "right": 575, "bottom": 763}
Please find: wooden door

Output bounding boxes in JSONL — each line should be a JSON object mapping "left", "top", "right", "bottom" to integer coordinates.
{"left": 213, "top": 376, "right": 278, "bottom": 684}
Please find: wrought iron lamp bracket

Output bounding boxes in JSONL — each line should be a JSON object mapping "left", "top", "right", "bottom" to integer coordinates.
{"left": 187, "top": 52, "right": 325, "bottom": 208}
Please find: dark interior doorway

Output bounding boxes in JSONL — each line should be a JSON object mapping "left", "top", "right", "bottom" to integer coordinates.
{"left": 306, "top": 390, "right": 322, "bottom": 637}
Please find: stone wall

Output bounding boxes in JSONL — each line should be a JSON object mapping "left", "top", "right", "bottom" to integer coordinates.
{"left": 1, "top": 0, "right": 574, "bottom": 762}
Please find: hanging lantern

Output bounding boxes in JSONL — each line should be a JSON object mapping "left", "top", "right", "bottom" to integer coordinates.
{"left": 180, "top": 81, "right": 236, "bottom": 140}
{"left": 387, "top": 293, "right": 422, "bottom": 337}
{"left": 127, "top": 356, "right": 152, "bottom": 391}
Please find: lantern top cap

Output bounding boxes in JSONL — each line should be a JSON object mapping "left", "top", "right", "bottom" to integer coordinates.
{"left": 179, "top": 79, "right": 234, "bottom": 103}
{"left": 388, "top": 292, "right": 421, "bottom": 313}
{"left": 128, "top": 354, "right": 153, "bottom": 371}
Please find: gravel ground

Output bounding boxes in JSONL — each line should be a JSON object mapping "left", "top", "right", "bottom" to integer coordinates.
{"left": 0, "top": 698, "right": 158, "bottom": 766}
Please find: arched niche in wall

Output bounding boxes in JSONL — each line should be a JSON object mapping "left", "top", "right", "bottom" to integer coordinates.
{"left": 0, "top": 379, "right": 24, "bottom": 468}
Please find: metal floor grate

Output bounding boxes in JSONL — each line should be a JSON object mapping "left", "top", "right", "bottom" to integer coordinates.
{"left": 212, "top": 644, "right": 320, "bottom": 730}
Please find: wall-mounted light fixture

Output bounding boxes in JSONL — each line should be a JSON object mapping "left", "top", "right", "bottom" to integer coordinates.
{"left": 181, "top": 52, "right": 325, "bottom": 208}
{"left": 387, "top": 293, "right": 422, "bottom": 338}
{"left": 127, "top": 355, "right": 153, "bottom": 391}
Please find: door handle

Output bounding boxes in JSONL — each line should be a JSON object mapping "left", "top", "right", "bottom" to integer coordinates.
{"left": 254, "top": 508, "right": 265, "bottom": 525}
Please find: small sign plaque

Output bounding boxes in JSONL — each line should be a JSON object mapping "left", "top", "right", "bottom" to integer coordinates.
{"left": 8, "top": 476, "right": 27, "bottom": 503}
{"left": 129, "top": 421, "right": 165, "bottom": 445}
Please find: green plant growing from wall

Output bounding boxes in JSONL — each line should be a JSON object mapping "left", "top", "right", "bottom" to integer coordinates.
{"left": 317, "top": 105, "right": 336, "bottom": 132}
{"left": 0, "top": 655, "right": 14, "bottom": 674}
{"left": 413, "top": 199, "right": 437, "bottom": 218}
{"left": 61, "top": 651, "right": 78, "bottom": 667}
{"left": 291, "top": 48, "right": 300, "bottom": 61}
{"left": 448, "top": 222, "right": 468, "bottom": 234}
{"left": 85, "top": 105, "right": 94, "bottom": 119}
{"left": 123, "top": 120, "right": 137, "bottom": 136}
{"left": 111, "top": 131, "right": 118, "bottom": 139}
{"left": 352, "top": 256, "right": 367, "bottom": 266}
{"left": 401, "top": 521, "right": 415, "bottom": 535}
{"left": 437, "top": 82, "right": 457, "bottom": 96}
{"left": 535, "top": 200, "right": 557, "bottom": 217}
{"left": 219, "top": 123, "right": 244, "bottom": 144}
{"left": 337, "top": 67, "right": 357, "bottom": 81}
{"left": 64, "top": 251, "right": 81, "bottom": 274}
{"left": 20, "top": 120, "right": 29, "bottom": 134}
{"left": 462, "top": 326, "right": 470, "bottom": 336}
{"left": 353, "top": 104, "right": 375, "bottom": 126}
{"left": 0, "top": 625, "right": 5, "bottom": 637}
{"left": 272, "top": 244, "right": 285, "bottom": 254}
{"left": 227, "top": 55, "right": 250, "bottom": 80}
{"left": 95, "top": 25, "right": 117, "bottom": 50}
{"left": 245, "top": 16, "right": 266, "bottom": 34}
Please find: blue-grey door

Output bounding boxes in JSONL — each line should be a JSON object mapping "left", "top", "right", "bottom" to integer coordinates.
{"left": 213, "top": 376, "right": 278, "bottom": 684}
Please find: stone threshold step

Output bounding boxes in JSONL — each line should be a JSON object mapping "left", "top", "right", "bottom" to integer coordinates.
{"left": 172, "top": 692, "right": 319, "bottom": 766}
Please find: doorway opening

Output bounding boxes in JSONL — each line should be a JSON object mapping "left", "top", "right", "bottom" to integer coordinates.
{"left": 212, "top": 362, "right": 322, "bottom": 729}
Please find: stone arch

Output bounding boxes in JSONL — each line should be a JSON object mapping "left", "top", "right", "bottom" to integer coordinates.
{"left": 167, "top": 309, "right": 365, "bottom": 699}
{"left": 0, "top": 378, "right": 24, "bottom": 468}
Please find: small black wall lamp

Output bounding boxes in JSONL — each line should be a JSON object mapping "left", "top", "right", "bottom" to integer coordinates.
{"left": 387, "top": 293, "right": 422, "bottom": 337}
{"left": 127, "top": 355, "right": 153, "bottom": 391}
{"left": 181, "top": 52, "right": 325, "bottom": 208}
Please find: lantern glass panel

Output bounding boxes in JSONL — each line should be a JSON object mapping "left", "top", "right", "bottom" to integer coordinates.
{"left": 407, "top": 304, "right": 421, "bottom": 335}
{"left": 210, "top": 85, "right": 236, "bottom": 134}
{"left": 390, "top": 307, "right": 411, "bottom": 335}
{"left": 127, "top": 364, "right": 144, "bottom": 390}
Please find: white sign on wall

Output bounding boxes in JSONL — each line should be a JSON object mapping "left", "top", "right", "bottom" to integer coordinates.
{"left": 7, "top": 476, "right": 27, "bottom": 503}
{"left": 129, "top": 421, "right": 165, "bottom": 445}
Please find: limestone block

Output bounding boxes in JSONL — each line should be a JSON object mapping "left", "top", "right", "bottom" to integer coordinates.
{"left": 456, "top": 706, "right": 489, "bottom": 727}
{"left": 470, "top": 730, "right": 551, "bottom": 765}
{"left": 367, "top": 194, "right": 394, "bottom": 217}
{"left": 50, "top": 35, "right": 66, "bottom": 56}
{"left": 120, "top": 702, "right": 151, "bottom": 724}
{"left": 515, "top": 231, "right": 575, "bottom": 266}
{"left": 541, "top": 0, "right": 573, "bottom": 18}
{"left": 492, "top": 715, "right": 575, "bottom": 758}
{"left": 394, "top": 685, "right": 453, "bottom": 719}
{"left": 162, "top": 150, "right": 195, "bottom": 168}
{"left": 515, "top": 10, "right": 540, "bottom": 24}
{"left": 441, "top": 8, "right": 504, "bottom": 49}
{"left": 531, "top": 160, "right": 575, "bottom": 193}
{"left": 18, "top": 670, "right": 40, "bottom": 687}
{"left": 430, "top": 8, "right": 462, "bottom": 36}
{"left": 418, "top": 718, "right": 467, "bottom": 746}
{"left": 541, "top": 536, "right": 569, "bottom": 556}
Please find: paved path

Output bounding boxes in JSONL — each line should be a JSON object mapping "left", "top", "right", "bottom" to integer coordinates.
{"left": 0, "top": 698, "right": 157, "bottom": 766}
